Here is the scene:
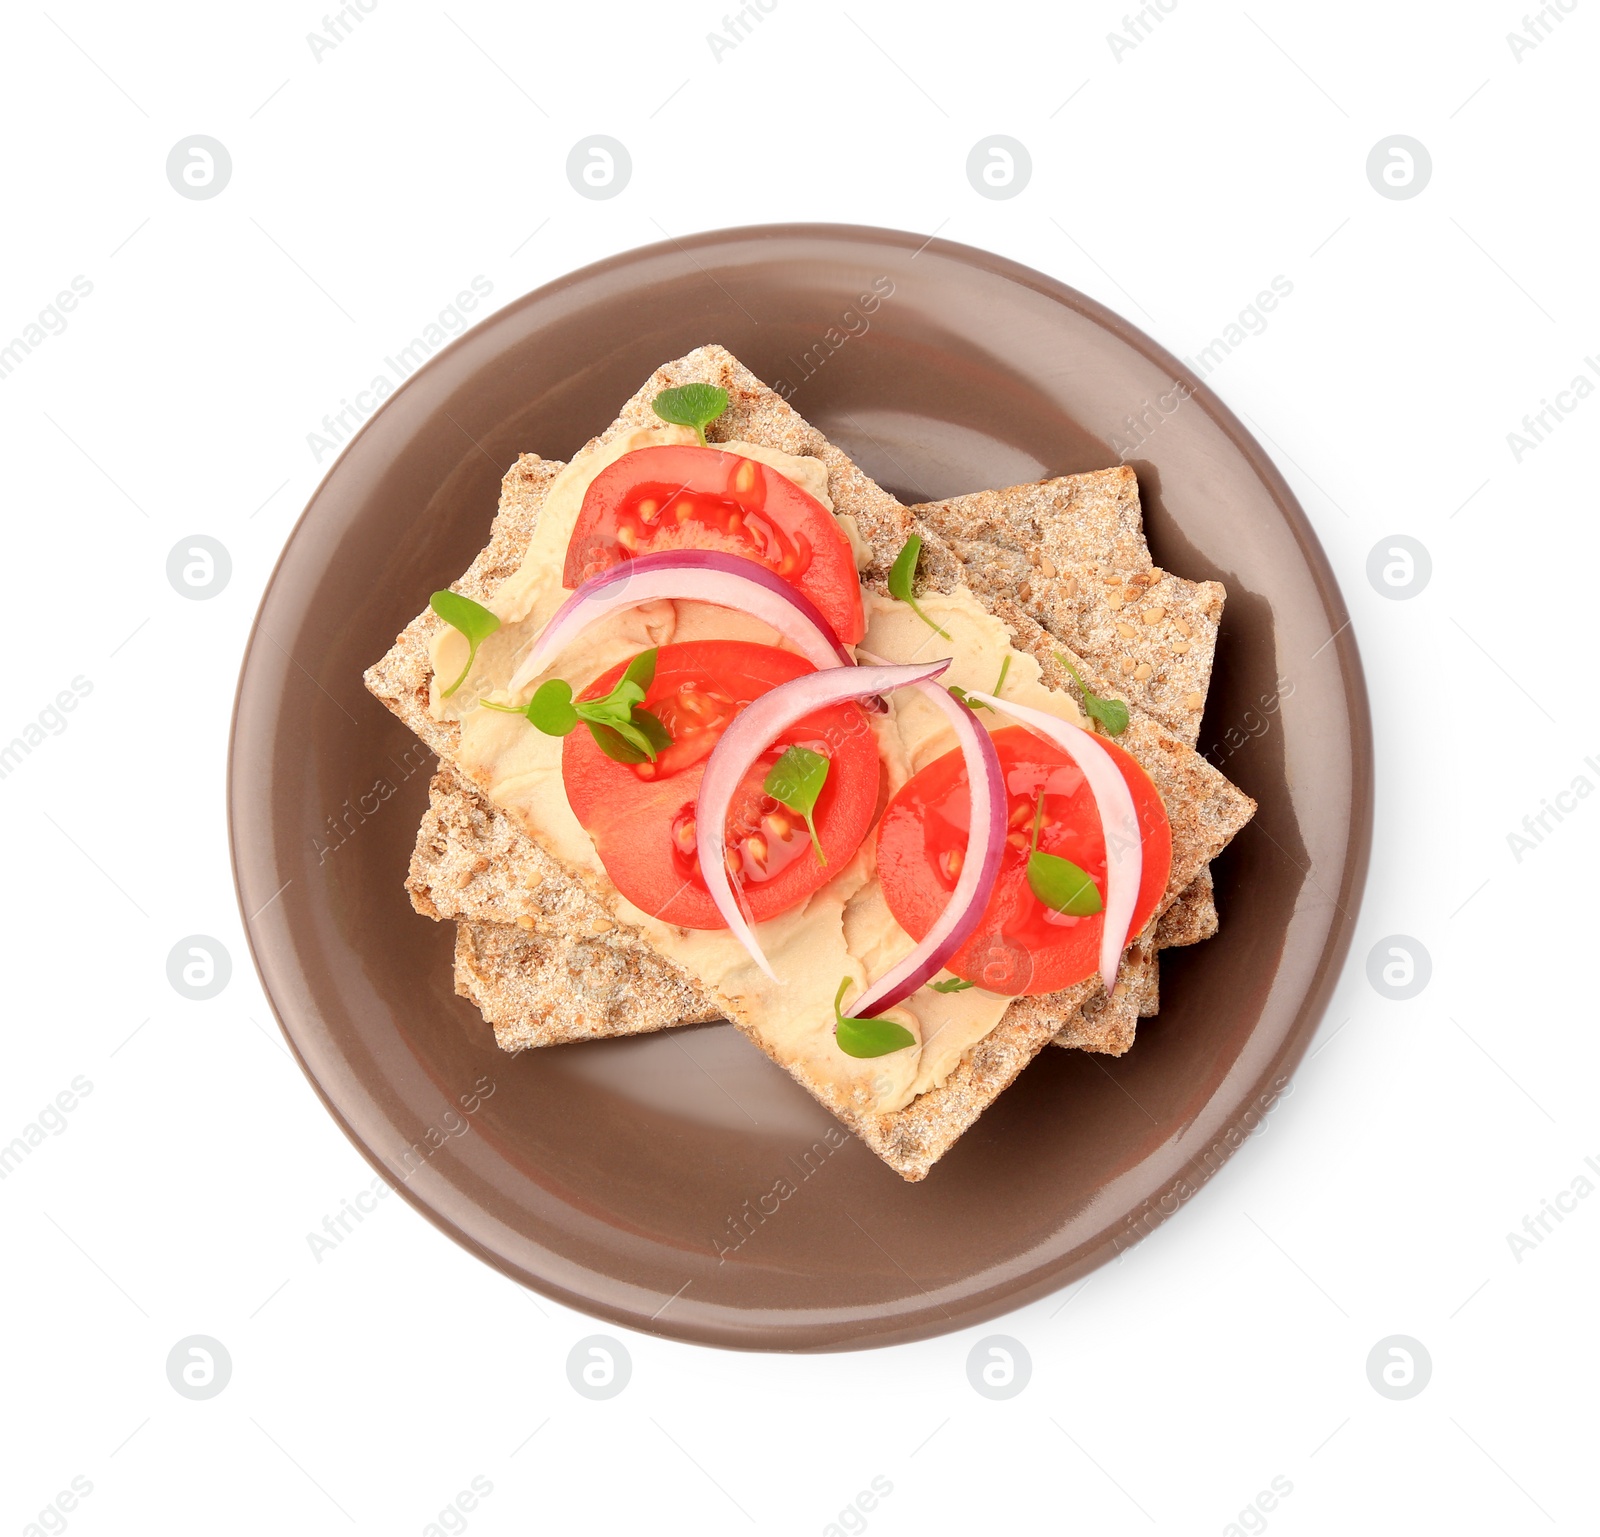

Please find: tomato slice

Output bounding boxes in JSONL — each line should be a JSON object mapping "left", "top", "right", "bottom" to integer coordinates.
{"left": 562, "top": 640, "right": 880, "bottom": 928}
{"left": 876, "top": 726, "right": 1172, "bottom": 997}
{"left": 563, "top": 445, "right": 865, "bottom": 645}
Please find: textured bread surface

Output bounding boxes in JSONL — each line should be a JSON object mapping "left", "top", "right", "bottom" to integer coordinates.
{"left": 364, "top": 345, "right": 1254, "bottom": 1178}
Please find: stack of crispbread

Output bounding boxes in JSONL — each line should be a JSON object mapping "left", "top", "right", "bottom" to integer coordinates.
{"left": 365, "top": 345, "right": 1254, "bottom": 1179}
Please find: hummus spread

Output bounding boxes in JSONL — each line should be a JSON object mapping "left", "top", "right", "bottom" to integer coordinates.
{"left": 429, "top": 427, "right": 1091, "bottom": 1115}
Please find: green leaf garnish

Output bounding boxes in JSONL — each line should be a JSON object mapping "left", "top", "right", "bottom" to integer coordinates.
{"left": 833, "top": 976, "right": 917, "bottom": 1059}
{"left": 586, "top": 713, "right": 669, "bottom": 764}
{"left": 764, "top": 745, "right": 830, "bottom": 864}
{"left": 1054, "top": 651, "right": 1129, "bottom": 737}
{"left": 929, "top": 977, "right": 976, "bottom": 993}
{"left": 652, "top": 383, "right": 730, "bottom": 445}
{"left": 888, "top": 534, "right": 950, "bottom": 639}
{"left": 526, "top": 679, "right": 578, "bottom": 734}
{"left": 430, "top": 590, "right": 501, "bottom": 698}
{"left": 992, "top": 653, "right": 1011, "bottom": 697}
{"left": 620, "top": 647, "right": 657, "bottom": 694}
{"left": 1024, "top": 787, "right": 1103, "bottom": 916}
{"left": 481, "top": 649, "right": 673, "bottom": 764}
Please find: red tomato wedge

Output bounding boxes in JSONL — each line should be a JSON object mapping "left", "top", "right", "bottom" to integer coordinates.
{"left": 876, "top": 726, "right": 1172, "bottom": 996}
{"left": 562, "top": 640, "right": 880, "bottom": 928}
{"left": 562, "top": 445, "right": 866, "bottom": 645}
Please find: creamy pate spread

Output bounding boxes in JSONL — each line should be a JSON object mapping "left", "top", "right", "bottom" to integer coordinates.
{"left": 428, "top": 426, "right": 1091, "bottom": 1115}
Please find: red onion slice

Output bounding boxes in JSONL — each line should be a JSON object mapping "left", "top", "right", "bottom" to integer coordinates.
{"left": 506, "top": 550, "right": 853, "bottom": 695}
{"left": 964, "top": 691, "right": 1143, "bottom": 993}
{"left": 849, "top": 680, "right": 1006, "bottom": 1019}
{"left": 696, "top": 660, "right": 955, "bottom": 981}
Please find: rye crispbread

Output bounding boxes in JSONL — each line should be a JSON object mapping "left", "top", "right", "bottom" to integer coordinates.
{"left": 364, "top": 345, "right": 1255, "bottom": 1179}
{"left": 401, "top": 465, "right": 1217, "bottom": 1052}
{"left": 410, "top": 763, "right": 1160, "bottom": 1051}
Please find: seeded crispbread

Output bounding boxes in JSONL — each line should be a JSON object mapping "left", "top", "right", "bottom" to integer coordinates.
{"left": 364, "top": 345, "right": 1255, "bottom": 1179}
{"left": 908, "top": 477, "right": 1224, "bottom": 954}
{"left": 410, "top": 763, "right": 1159, "bottom": 1050}
{"left": 396, "top": 463, "right": 1212, "bottom": 1053}
{"left": 911, "top": 472, "right": 1223, "bottom": 747}
{"left": 375, "top": 460, "right": 1185, "bottom": 1057}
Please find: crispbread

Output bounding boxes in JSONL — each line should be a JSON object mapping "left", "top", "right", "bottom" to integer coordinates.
{"left": 402, "top": 466, "right": 1216, "bottom": 1053}
{"left": 911, "top": 473, "right": 1224, "bottom": 748}
{"left": 1150, "top": 864, "right": 1218, "bottom": 949}
{"left": 453, "top": 916, "right": 720, "bottom": 1048}
{"left": 408, "top": 763, "right": 1159, "bottom": 1051}
{"left": 364, "top": 345, "right": 1255, "bottom": 1178}
{"left": 908, "top": 479, "right": 1223, "bottom": 950}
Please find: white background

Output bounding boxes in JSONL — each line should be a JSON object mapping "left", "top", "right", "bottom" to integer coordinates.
{"left": 2, "top": 2, "right": 1596, "bottom": 1533}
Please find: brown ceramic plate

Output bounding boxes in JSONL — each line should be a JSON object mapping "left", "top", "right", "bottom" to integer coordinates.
{"left": 230, "top": 224, "right": 1370, "bottom": 1351}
